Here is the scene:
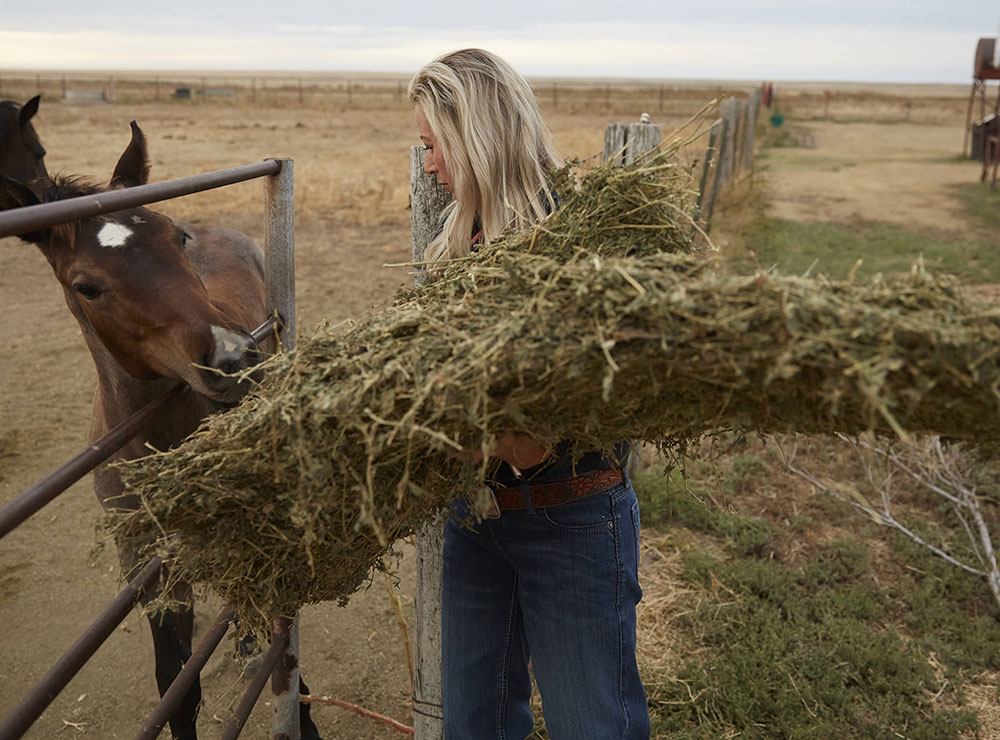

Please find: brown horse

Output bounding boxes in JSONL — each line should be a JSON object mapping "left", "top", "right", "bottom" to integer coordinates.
{"left": 0, "top": 123, "right": 321, "bottom": 740}
{"left": 0, "top": 95, "right": 46, "bottom": 185}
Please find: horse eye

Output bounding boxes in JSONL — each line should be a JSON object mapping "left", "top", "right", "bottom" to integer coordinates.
{"left": 181, "top": 231, "right": 192, "bottom": 247}
{"left": 74, "top": 283, "right": 102, "bottom": 300}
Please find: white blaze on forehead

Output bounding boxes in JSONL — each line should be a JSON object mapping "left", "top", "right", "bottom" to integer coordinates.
{"left": 96, "top": 221, "right": 134, "bottom": 248}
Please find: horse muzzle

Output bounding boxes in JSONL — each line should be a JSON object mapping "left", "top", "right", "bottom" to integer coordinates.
{"left": 196, "top": 325, "right": 265, "bottom": 403}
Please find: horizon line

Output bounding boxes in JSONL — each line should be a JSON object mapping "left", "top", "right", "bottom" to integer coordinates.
{"left": 0, "top": 68, "right": 973, "bottom": 88}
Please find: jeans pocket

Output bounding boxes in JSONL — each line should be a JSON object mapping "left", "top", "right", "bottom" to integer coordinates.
{"left": 540, "top": 485, "right": 623, "bottom": 532}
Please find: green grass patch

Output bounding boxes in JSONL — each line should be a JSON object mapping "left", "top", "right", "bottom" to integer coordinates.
{"left": 630, "top": 467, "right": 994, "bottom": 739}
{"left": 652, "top": 546, "right": 978, "bottom": 739}
{"left": 890, "top": 532, "right": 1000, "bottom": 675}
{"left": 733, "top": 216, "right": 1000, "bottom": 282}
{"left": 954, "top": 180, "right": 1000, "bottom": 231}
{"left": 634, "top": 467, "right": 772, "bottom": 556}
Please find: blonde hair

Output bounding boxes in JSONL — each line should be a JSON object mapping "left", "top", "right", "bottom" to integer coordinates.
{"left": 408, "top": 48, "right": 562, "bottom": 264}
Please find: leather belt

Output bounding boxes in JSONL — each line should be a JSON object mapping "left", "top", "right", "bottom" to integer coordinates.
{"left": 485, "top": 467, "right": 625, "bottom": 516}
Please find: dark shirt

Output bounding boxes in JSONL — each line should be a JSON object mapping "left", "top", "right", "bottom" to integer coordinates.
{"left": 445, "top": 192, "right": 630, "bottom": 488}
{"left": 487, "top": 440, "right": 632, "bottom": 489}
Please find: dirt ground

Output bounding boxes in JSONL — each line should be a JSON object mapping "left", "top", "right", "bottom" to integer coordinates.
{"left": 762, "top": 120, "right": 987, "bottom": 240}
{"left": 0, "top": 92, "right": 982, "bottom": 739}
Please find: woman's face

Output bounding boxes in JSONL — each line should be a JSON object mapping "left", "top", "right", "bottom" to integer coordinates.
{"left": 415, "top": 106, "right": 454, "bottom": 196}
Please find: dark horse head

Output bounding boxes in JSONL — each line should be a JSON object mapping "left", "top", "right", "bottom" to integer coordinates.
{"left": 0, "top": 95, "right": 47, "bottom": 185}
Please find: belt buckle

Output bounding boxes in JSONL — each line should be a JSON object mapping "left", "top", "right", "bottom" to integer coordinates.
{"left": 469, "top": 486, "right": 501, "bottom": 519}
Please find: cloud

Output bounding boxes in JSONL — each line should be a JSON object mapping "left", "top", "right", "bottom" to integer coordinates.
{"left": 0, "top": 20, "right": 975, "bottom": 82}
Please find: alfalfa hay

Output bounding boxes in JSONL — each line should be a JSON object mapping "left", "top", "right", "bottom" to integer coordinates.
{"left": 115, "top": 150, "right": 1000, "bottom": 633}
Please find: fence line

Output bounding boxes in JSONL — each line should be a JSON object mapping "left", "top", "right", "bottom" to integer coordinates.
{"left": 697, "top": 88, "right": 762, "bottom": 233}
{"left": 0, "top": 71, "right": 762, "bottom": 115}
{"left": 0, "top": 72, "right": 964, "bottom": 123}
{"left": 0, "top": 160, "right": 301, "bottom": 740}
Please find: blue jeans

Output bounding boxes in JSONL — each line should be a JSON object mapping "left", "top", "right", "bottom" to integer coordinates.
{"left": 441, "top": 472, "right": 649, "bottom": 740}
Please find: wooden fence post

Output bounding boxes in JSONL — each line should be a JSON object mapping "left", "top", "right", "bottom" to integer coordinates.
{"left": 709, "top": 98, "right": 736, "bottom": 208}
{"left": 410, "top": 146, "right": 452, "bottom": 740}
{"left": 743, "top": 88, "right": 762, "bottom": 172}
{"left": 696, "top": 121, "right": 721, "bottom": 232}
{"left": 602, "top": 121, "right": 661, "bottom": 166}
{"left": 696, "top": 92, "right": 761, "bottom": 235}
{"left": 263, "top": 158, "right": 302, "bottom": 740}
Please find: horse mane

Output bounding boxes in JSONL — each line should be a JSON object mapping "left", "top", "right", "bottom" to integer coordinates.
{"left": 32, "top": 174, "right": 106, "bottom": 245}
{"left": 36, "top": 174, "right": 103, "bottom": 203}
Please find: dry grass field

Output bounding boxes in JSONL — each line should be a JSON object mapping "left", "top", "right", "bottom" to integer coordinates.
{"left": 0, "top": 77, "right": 993, "bottom": 739}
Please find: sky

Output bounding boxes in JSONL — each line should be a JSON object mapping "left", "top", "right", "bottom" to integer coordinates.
{"left": 2, "top": 1, "right": 998, "bottom": 83}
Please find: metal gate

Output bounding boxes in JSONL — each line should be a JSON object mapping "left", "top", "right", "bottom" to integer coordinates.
{"left": 0, "top": 157, "right": 303, "bottom": 740}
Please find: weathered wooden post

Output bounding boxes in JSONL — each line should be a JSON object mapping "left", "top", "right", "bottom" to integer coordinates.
{"left": 410, "top": 146, "right": 452, "bottom": 740}
{"left": 602, "top": 119, "right": 661, "bottom": 166}
{"left": 696, "top": 121, "right": 722, "bottom": 233}
{"left": 263, "top": 157, "right": 303, "bottom": 740}
{"left": 602, "top": 120, "right": 659, "bottom": 476}
{"left": 709, "top": 98, "right": 735, "bottom": 208}
{"left": 743, "top": 88, "right": 762, "bottom": 173}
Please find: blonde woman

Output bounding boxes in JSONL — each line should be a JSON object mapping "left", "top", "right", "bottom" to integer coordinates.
{"left": 410, "top": 49, "right": 649, "bottom": 740}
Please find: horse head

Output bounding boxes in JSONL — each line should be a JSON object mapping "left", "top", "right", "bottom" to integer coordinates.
{"left": 0, "top": 121, "right": 266, "bottom": 405}
{"left": 0, "top": 95, "right": 47, "bottom": 185}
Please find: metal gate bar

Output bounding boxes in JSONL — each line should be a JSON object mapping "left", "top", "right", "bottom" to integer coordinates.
{"left": 221, "top": 621, "right": 291, "bottom": 740}
{"left": 0, "top": 385, "right": 188, "bottom": 539}
{"left": 134, "top": 605, "right": 235, "bottom": 740}
{"left": 0, "top": 557, "right": 163, "bottom": 740}
{"left": 0, "top": 160, "right": 281, "bottom": 238}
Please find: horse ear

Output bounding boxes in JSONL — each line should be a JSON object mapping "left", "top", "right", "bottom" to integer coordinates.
{"left": 19, "top": 95, "right": 40, "bottom": 126}
{"left": 0, "top": 173, "right": 49, "bottom": 245}
{"left": 110, "top": 121, "right": 150, "bottom": 188}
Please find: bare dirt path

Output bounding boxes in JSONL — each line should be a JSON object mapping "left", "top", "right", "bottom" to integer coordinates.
{"left": 762, "top": 120, "right": 985, "bottom": 240}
